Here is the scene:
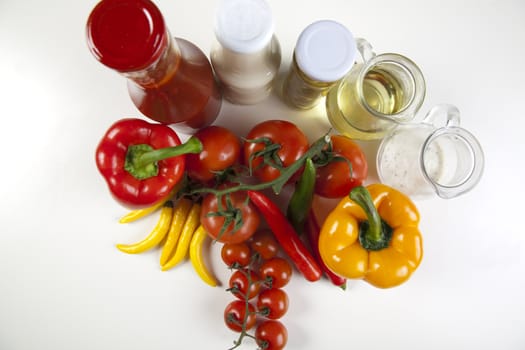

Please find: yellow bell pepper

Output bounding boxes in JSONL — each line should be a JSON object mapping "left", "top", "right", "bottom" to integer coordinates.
{"left": 319, "top": 184, "right": 423, "bottom": 288}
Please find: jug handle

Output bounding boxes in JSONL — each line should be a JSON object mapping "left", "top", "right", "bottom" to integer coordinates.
{"left": 422, "top": 104, "right": 461, "bottom": 128}
{"left": 355, "top": 38, "right": 376, "bottom": 62}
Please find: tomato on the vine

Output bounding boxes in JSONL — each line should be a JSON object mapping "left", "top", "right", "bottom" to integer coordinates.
{"left": 229, "top": 269, "right": 261, "bottom": 300}
{"left": 186, "top": 125, "right": 241, "bottom": 183}
{"left": 221, "top": 242, "right": 252, "bottom": 268}
{"left": 255, "top": 320, "right": 288, "bottom": 350}
{"left": 224, "top": 300, "right": 256, "bottom": 332}
{"left": 259, "top": 257, "right": 292, "bottom": 288}
{"left": 257, "top": 288, "right": 289, "bottom": 320}
{"left": 315, "top": 135, "right": 368, "bottom": 198}
{"left": 243, "top": 120, "right": 309, "bottom": 183}
{"left": 249, "top": 230, "right": 279, "bottom": 260}
{"left": 201, "top": 190, "right": 260, "bottom": 244}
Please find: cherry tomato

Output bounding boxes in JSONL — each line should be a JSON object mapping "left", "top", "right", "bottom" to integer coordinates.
{"left": 259, "top": 257, "right": 293, "bottom": 288}
{"left": 255, "top": 320, "right": 288, "bottom": 350}
{"left": 243, "top": 120, "right": 309, "bottom": 183}
{"left": 224, "top": 300, "right": 256, "bottom": 333}
{"left": 315, "top": 135, "right": 368, "bottom": 198}
{"left": 249, "top": 230, "right": 279, "bottom": 260}
{"left": 257, "top": 288, "right": 289, "bottom": 320}
{"left": 201, "top": 190, "right": 260, "bottom": 244}
{"left": 229, "top": 269, "right": 261, "bottom": 300}
{"left": 186, "top": 126, "right": 241, "bottom": 183}
{"left": 221, "top": 242, "right": 252, "bottom": 268}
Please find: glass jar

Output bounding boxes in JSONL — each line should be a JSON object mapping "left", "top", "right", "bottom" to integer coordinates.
{"left": 86, "top": 0, "right": 222, "bottom": 132}
{"left": 377, "top": 104, "right": 484, "bottom": 199}
{"left": 282, "top": 20, "right": 357, "bottom": 110}
{"left": 210, "top": 0, "right": 281, "bottom": 105}
{"left": 325, "top": 38, "right": 426, "bottom": 140}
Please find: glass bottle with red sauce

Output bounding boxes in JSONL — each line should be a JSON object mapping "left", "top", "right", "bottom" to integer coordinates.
{"left": 86, "top": 0, "right": 222, "bottom": 132}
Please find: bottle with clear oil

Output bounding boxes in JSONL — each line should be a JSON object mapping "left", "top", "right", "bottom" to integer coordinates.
{"left": 325, "top": 38, "right": 426, "bottom": 140}
{"left": 282, "top": 20, "right": 357, "bottom": 110}
{"left": 210, "top": 0, "right": 281, "bottom": 105}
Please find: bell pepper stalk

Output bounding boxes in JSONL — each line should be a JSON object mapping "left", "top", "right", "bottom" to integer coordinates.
{"left": 95, "top": 118, "right": 202, "bottom": 208}
{"left": 350, "top": 186, "right": 393, "bottom": 251}
{"left": 286, "top": 157, "right": 316, "bottom": 234}
{"left": 247, "top": 190, "right": 322, "bottom": 282}
{"left": 318, "top": 184, "right": 423, "bottom": 288}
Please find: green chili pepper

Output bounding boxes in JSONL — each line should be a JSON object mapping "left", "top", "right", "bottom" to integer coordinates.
{"left": 286, "top": 158, "right": 316, "bottom": 234}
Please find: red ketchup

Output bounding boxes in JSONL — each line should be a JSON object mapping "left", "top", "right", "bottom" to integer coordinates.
{"left": 86, "top": 0, "right": 222, "bottom": 132}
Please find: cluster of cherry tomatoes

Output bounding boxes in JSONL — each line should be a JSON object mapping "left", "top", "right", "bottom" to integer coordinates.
{"left": 221, "top": 230, "right": 293, "bottom": 350}
{"left": 173, "top": 119, "right": 369, "bottom": 349}
{"left": 187, "top": 119, "right": 368, "bottom": 245}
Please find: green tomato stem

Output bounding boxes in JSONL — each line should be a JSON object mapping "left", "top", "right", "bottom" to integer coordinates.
{"left": 193, "top": 134, "right": 331, "bottom": 198}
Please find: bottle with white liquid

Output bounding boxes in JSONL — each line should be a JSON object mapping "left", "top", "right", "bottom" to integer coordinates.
{"left": 377, "top": 105, "right": 484, "bottom": 199}
{"left": 210, "top": 0, "right": 281, "bottom": 105}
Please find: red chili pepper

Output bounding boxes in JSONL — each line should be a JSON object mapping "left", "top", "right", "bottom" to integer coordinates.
{"left": 246, "top": 190, "right": 322, "bottom": 282}
{"left": 305, "top": 210, "right": 347, "bottom": 289}
{"left": 95, "top": 118, "right": 202, "bottom": 208}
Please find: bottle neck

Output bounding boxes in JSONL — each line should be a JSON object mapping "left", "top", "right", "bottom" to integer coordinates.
{"left": 122, "top": 31, "right": 181, "bottom": 88}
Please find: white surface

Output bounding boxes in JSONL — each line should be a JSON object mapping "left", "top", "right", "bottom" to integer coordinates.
{"left": 1, "top": 0, "right": 524, "bottom": 349}
{"left": 215, "top": 0, "right": 275, "bottom": 53}
{"left": 295, "top": 20, "right": 357, "bottom": 82}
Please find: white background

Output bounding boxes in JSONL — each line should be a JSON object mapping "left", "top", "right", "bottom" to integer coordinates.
{"left": 1, "top": 0, "right": 524, "bottom": 349}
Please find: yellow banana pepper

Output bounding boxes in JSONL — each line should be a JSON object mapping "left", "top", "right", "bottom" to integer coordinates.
{"left": 319, "top": 184, "right": 423, "bottom": 288}
{"left": 118, "top": 183, "right": 182, "bottom": 224}
{"left": 116, "top": 202, "right": 173, "bottom": 254}
{"left": 160, "top": 198, "right": 193, "bottom": 265}
{"left": 162, "top": 203, "right": 201, "bottom": 271}
{"left": 118, "top": 199, "right": 166, "bottom": 224}
{"left": 190, "top": 225, "right": 218, "bottom": 287}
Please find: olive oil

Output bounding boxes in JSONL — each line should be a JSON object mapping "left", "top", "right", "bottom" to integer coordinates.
{"left": 326, "top": 63, "right": 413, "bottom": 140}
{"left": 362, "top": 68, "right": 405, "bottom": 114}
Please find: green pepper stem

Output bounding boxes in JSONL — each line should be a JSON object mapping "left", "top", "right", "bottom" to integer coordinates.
{"left": 135, "top": 136, "right": 202, "bottom": 168}
{"left": 125, "top": 137, "right": 203, "bottom": 180}
{"left": 350, "top": 186, "right": 392, "bottom": 251}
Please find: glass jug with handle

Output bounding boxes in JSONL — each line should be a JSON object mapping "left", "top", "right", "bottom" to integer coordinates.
{"left": 376, "top": 104, "right": 484, "bottom": 199}
{"left": 325, "top": 38, "right": 426, "bottom": 140}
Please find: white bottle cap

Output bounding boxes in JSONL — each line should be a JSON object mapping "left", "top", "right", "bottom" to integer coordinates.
{"left": 295, "top": 20, "right": 357, "bottom": 83}
{"left": 214, "top": 0, "right": 275, "bottom": 54}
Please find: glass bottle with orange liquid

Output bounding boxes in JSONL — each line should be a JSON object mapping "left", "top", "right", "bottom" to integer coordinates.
{"left": 86, "top": 0, "right": 222, "bottom": 133}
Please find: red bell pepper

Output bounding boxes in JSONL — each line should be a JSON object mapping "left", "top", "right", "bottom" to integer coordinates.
{"left": 95, "top": 118, "right": 202, "bottom": 208}
{"left": 247, "top": 190, "right": 322, "bottom": 282}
